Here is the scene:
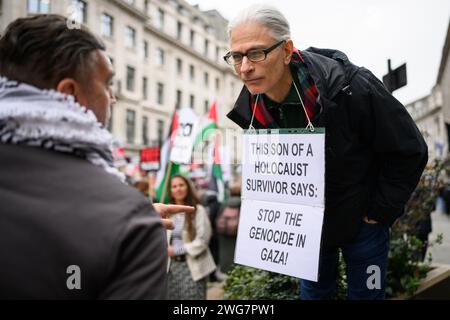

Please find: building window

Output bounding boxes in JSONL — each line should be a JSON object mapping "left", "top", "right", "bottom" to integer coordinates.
{"left": 126, "top": 66, "right": 135, "bottom": 92}
{"left": 189, "top": 94, "right": 195, "bottom": 109}
{"left": 157, "top": 120, "right": 165, "bottom": 147}
{"left": 156, "top": 8, "right": 165, "bottom": 30}
{"left": 176, "top": 90, "right": 182, "bottom": 109}
{"left": 101, "top": 13, "right": 113, "bottom": 38}
{"left": 156, "top": 48, "right": 165, "bottom": 66}
{"left": 205, "top": 24, "right": 214, "bottom": 34}
{"left": 233, "top": 136, "right": 238, "bottom": 164}
{"left": 177, "top": 21, "right": 183, "bottom": 40}
{"left": 144, "top": 0, "right": 149, "bottom": 14}
{"left": 176, "top": 58, "right": 182, "bottom": 75}
{"left": 189, "top": 65, "right": 195, "bottom": 81}
{"left": 204, "top": 100, "right": 209, "bottom": 115}
{"left": 435, "top": 116, "right": 441, "bottom": 135}
{"left": 215, "top": 77, "right": 220, "bottom": 91}
{"left": 157, "top": 82, "right": 164, "bottom": 105}
{"left": 125, "top": 26, "right": 136, "bottom": 48}
{"left": 71, "top": 0, "right": 87, "bottom": 24}
{"left": 204, "top": 39, "right": 209, "bottom": 57}
{"left": 107, "top": 108, "right": 113, "bottom": 132}
{"left": 189, "top": 30, "right": 195, "bottom": 48}
{"left": 143, "top": 40, "right": 149, "bottom": 59}
{"left": 204, "top": 72, "right": 209, "bottom": 87}
{"left": 28, "top": 0, "right": 50, "bottom": 13}
{"left": 216, "top": 46, "right": 220, "bottom": 61}
{"left": 142, "top": 116, "right": 149, "bottom": 146}
{"left": 126, "top": 109, "right": 136, "bottom": 145}
{"left": 142, "top": 77, "right": 148, "bottom": 100}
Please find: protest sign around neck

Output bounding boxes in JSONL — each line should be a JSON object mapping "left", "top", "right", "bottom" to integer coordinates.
{"left": 235, "top": 129, "right": 325, "bottom": 281}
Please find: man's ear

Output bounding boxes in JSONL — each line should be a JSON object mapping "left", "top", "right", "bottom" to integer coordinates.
{"left": 284, "top": 39, "right": 294, "bottom": 65}
{"left": 56, "top": 78, "right": 84, "bottom": 103}
{"left": 56, "top": 78, "right": 76, "bottom": 95}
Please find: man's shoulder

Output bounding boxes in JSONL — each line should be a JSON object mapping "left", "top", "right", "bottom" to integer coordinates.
{"left": 349, "top": 66, "right": 386, "bottom": 97}
{"left": 0, "top": 143, "right": 160, "bottom": 256}
{"left": 0, "top": 144, "right": 150, "bottom": 217}
{"left": 0, "top": 144, "right": 165, "bottom": 299}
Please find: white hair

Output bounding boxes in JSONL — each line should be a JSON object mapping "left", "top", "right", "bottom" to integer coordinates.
{"left": 227, "top": 4, "right": 291, "bottom": 41}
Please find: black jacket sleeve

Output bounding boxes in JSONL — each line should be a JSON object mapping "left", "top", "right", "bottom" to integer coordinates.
{"left": 99, "top": 202, "right": 168, "bottom": 300}
{"left": 358, "top": 68, "right": 428, "bottom": 225}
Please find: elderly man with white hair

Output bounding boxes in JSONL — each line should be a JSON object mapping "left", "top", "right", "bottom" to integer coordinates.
{"left": 225, "top": 4, "right": 428, "bottom": 300}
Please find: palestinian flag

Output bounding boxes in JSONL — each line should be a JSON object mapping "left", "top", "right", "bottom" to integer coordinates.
{"left": 193, "top": 101, "right": 218, "bottom": 148}
{"left": 155, "top": 111, "right": 180, "bottom": 203}
{"left": 203, "top": 102, "right": 226, "bottom": 202}
{"left": 209, "top": 134, "right": 226, "bottom": 203}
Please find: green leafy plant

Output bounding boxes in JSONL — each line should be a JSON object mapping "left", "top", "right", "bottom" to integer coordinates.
{"left": 385, "top": 234, "right": 443, "bottom": 298}
{"left": 336, "top": 251, "right": 347, "bottom": 300}
{"left": 385, "top": 158, "right": 447, "bottom": 298}
{"left": 224, "top": 264, "right": 299, "bottom": 300}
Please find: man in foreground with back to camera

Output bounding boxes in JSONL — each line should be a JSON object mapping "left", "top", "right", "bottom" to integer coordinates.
{"left": 0, "top": 14, "right": 193, "bottom": 299}
{"left": 225, "top": 5, "right": 428, "bottom": 300}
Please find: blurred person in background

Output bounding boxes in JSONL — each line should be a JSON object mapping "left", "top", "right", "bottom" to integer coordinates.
{"left": 216, "top": 181, "right": 241, "bottom": 275}
{"left": 167, "top": 174, "right": 216, "bottom": 299}
{"left": 200, "top": 190, "right": 222, "bottom": 282}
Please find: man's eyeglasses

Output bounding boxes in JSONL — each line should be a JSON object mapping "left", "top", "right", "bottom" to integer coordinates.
{"left": 223, "top": 40, "right": 285, "bottom": 66}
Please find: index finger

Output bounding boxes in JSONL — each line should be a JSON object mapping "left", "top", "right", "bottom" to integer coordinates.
{"left": 164, "top": 204, "right": 196, "bottom": 215}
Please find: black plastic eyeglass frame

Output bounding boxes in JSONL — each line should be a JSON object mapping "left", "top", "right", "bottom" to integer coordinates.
{"left": 223, "top": 40, "right": 286, "bottom": 65}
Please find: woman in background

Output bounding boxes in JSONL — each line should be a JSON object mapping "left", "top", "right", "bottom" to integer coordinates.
{"left": 167, "top": 174, "right": 216, "bottom": 300}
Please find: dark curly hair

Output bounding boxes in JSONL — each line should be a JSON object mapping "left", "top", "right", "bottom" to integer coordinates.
{"left": 0, "top": 14, "right": 105, "bottom": 89}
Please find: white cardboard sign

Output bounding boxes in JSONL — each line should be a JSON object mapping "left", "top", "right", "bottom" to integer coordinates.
{"left": 170, "top": 108, "right": 199, "bottom": 164}
{"left": 235, "top": 199, "right": 324, "bottom": 281}
{"left": 235, "top": 129, "right": 325, "bottom": 281}
{"left": 241, "top": 130, "right": 325, "bottom": 206}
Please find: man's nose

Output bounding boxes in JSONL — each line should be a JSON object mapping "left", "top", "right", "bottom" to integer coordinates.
{"left": 239, "top": 56, "right": 254, "bottom": 74}
{"left": 110, "top": 90, "right": 117, "bottom": 105}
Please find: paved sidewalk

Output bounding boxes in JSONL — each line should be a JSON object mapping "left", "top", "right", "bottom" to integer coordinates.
{"left": 207, "top": 281, "right": 226, "bottom": 300}
{"left": 428, "top": 208, "right": 450, "bottom": 265}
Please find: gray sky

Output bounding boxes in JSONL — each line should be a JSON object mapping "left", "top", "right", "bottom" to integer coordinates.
{"left": 189, "top": 0, "right": 450, "bottom": 105}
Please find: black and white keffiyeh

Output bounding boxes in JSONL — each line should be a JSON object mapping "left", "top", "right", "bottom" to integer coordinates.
{"left": 0, "top": 77, "right": 125, "bottom": 182}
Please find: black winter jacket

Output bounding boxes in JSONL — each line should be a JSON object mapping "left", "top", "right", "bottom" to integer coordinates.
{"left": 0, "top": 144, "right": 168, "bottom": 299}
{"left": 227, "top": 47, "right": 428, "bottom": 247}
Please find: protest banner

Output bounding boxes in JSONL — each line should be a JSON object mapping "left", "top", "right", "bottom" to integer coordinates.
{"left": 170, "top": 108, "right": 199, "bottom": 164}
{"left": 235, "top": 129, "right": 325, "bottom": 281}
